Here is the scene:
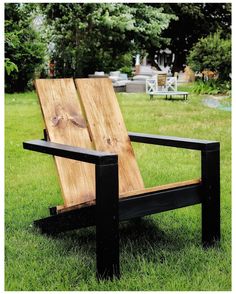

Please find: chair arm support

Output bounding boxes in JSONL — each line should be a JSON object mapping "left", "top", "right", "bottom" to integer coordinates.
{"left": 128, "top": 132, "right": 220, "bottom": 151}
{"left": 23, "top": 139, "right": 118, "bottom": 165}
{"left": 23, "top": 139, "right": 120, "bottom": 278}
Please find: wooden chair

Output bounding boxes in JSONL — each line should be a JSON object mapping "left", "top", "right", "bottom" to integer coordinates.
{"left": 23, "top": 78, "right": 220, "bottom": 280}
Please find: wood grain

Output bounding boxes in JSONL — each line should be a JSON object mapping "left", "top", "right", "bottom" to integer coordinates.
{"left": 35, "top": 78, "right": 200, "bottom": 213}
{"left": 35, "top": 79, "right": 95, "bottom": 207}
{"left": 75, "top": 78, "right": 145, "bottom": 195}
{"left": 120, "top": 178, "right": 201, "bottom": 198}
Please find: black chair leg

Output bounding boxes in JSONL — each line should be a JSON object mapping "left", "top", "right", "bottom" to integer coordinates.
{"left": 96, "top": 163, "right": 120, "bottom": 280}
{"left": 201, "top": 148, "right": 220, "bottom": 247}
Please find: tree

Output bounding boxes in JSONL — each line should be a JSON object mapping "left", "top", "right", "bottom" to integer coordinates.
{"left": 156, "top": 3, "right": 231, "bottom": 72}
{"left": 5, "top": 3, "right": 46, "bottom": 92}
{"left": 187, "top": 31, "right": 231, "bottom": 81}
{"left": 40, "top": 3, "right": 176, "bottom": 77}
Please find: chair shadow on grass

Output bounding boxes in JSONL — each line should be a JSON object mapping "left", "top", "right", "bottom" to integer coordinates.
{"left": 42, "top": 216, "right": 199, "bottom": 262}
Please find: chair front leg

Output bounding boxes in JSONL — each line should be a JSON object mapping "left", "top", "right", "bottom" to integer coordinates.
{"left": 201, "top": 147, "right": 220, "bottom": 247}
{"left": 96, "top": 162, "right": 120, "bottom": 280}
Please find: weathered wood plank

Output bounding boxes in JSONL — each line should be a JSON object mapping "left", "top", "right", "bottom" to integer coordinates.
{"left": 35, "top": 79, "right": 95, "bottom": 207}
{"left": 75, "top": 78, "right": 144, "bottom": 195}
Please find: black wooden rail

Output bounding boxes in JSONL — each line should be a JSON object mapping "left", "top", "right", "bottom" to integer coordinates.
{"left": 128, "top": 132, "right": 219, "bottom": 151}
{"left": 23, "top": 140, "right": 117, "bottom": 165}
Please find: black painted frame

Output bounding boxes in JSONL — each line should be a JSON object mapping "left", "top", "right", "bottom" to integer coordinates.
{"left": 23, "top": 131, "right": 220, "bottom": 280}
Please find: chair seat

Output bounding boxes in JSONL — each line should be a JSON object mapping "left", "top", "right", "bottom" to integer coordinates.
{"left": 56, "top": 178, "right": 201, "bottom": 214}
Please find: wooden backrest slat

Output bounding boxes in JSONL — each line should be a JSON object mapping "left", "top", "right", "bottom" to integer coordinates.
{"left": 35, "top": 79, "right": 95, "bottom": 207}
{"left": 75, "top": 78, "right": 144, "bottom": 195}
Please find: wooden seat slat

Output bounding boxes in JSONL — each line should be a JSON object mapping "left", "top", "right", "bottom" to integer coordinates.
{"left": 56, "top": 178, "right": 201, "bottom": 213}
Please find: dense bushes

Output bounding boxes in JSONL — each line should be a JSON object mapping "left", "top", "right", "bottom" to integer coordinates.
{"left": 187, "top": 32, "right": 231, "bottom": 81}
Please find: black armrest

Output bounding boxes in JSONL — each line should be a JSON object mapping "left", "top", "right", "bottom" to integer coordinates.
{"left": 23, "top": 140, "right": 117, "bottom": 165}
{"left": 128, "top": 132, "right": 219, "bottom": 151}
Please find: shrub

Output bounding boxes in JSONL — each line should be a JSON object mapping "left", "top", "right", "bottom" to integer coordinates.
{"left": 187, "top": 31, "right": 231, "bottom": 81}
{"left": 191, "top": 79, "right": 231, "bottom": 95}
{"left": 119, "top": 66, "right": 133, "bottom": 77}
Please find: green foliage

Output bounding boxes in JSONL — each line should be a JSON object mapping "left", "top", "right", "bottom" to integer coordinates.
{"left": 191, "top": 80, "right": 231, "bottom": 95}
{"left": 158, "top": 3, "right": 231, "bottom": 71}
{"left": 119, "top": 66, "right": 133, "bottom": 77}
{"left": 187, "top": 32, "right": 231, "bottom": 81}
{"left": 191, "top": 80, "right": 220, "bottom": 95}
{"left": 5, "top": 3, "right": 46, "bottom": 92}
{"left": 117, "top": 53, "right": 133, "bottom": 76}
{"left": 40, "top": 3, "right": 176, "bottom": 77}
{"left": 5, "top": 58, "right": 18, "bottom": 75}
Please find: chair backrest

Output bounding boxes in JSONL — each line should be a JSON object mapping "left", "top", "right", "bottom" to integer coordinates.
{"left": 157, "top": 73, "right": 167, "bottom": 87}
{"left": 35, "top": 79, "right": 95, "bottom": 208}
{"left": 75, "top": 78, "right": 144, "bottom": 195}
{"left": 35, "top": 78, "right": 144, "bottom": 208}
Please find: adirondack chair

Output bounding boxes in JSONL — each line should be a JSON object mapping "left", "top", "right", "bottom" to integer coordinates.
{"left": 23, "top": 78, "right": 220, "bottom": 280}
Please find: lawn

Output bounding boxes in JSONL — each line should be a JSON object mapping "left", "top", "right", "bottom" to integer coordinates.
{"left": 5, "top": 87, "right": 231, "bottom": 290}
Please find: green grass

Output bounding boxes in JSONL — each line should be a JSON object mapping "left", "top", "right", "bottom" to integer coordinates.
{"left": 5, "top": 89, "right": 231, "bottom": 290}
